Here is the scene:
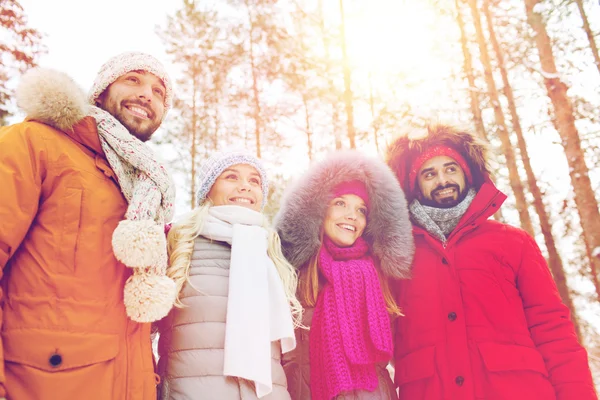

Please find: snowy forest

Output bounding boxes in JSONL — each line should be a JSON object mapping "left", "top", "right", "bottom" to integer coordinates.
{"left": 2, "top": 0, "right": 600, "bottom": 387}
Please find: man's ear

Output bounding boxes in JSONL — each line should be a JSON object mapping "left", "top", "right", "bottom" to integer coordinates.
{"left": 95, "top": 90, "right": 107, "bottom": 107}
{"left": 414, "top": 184, "right": 424, "bottom": 201}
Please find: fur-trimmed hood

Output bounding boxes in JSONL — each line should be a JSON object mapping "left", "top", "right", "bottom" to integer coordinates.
{"left": 386, "top": 124, "right": 490, "bottom": 201}
{"left": 16, "top": 68, "right": 90, "bottom": 132}
{"left": 274, "top": 150, "right": 414, "bottom": 279}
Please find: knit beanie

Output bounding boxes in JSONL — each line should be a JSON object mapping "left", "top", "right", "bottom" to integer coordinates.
{"left": 333, "top": 180, "right": 370, "bottom": 209}
{"left": 88, "top": 51, "right": 173, "bottom": 118}
{"left": 196, "top": 150, "right": 269, "bottom": 209}
{"left": 408, "top": 145, "right": 473, "bottom": 193}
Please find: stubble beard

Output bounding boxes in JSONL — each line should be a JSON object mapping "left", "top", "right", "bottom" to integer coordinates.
{"left": 421, "top": 183, "right": 468, "bottom": 209}
{"left": 99, "top": 99, "right": 160, "bottom": 142}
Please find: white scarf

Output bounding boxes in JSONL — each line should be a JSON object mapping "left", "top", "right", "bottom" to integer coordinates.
{"left": 200, "top": 205, "right": 296, "bottom": 398}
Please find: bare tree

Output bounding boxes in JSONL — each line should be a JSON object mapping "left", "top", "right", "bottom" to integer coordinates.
{"left": 524, "top": 0, "right": 600, "bottom": 301}
{"left": 465, "top": 0, "right": 535, "bottom": 236}
{"left": 455, "top": 0, "right": 487, "bottom": 141}
{"left": 483, "top": 0, "right": 582, "bottom": 339}
{"left": 572, "top": 0, "right": 600, "bottom": 77}
{"left": 339, "top": 0, "right": 356, "bottom": 148}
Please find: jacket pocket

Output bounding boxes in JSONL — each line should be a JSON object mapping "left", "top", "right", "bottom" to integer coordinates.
{"left": 57, "top": 187, "right": 83, "bottom": 272}
{"left": 3, "top": 328, "right": 119, "bottom": 400}
{"left": 478, "top": 342, "right": 548, "bottom": 376}
{"left": 476, "top": 342, "right": 555, "bottom": 400}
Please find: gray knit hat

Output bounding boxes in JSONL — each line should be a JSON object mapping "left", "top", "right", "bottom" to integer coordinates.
{"left": 88, "top": 51, "right": 173, "bottom": 118}
{"left": 197, "top": 150, "right": 269, "bottom": 208}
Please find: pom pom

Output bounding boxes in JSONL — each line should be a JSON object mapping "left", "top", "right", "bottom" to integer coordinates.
{"left": 112, "top": 220, "right": 165, "bottom": 268}
{"left": 124, "top": 273, "right": 177, "bottom": 322}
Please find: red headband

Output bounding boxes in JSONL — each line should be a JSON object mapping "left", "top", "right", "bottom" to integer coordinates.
{"left": 333, "top": 180, "right": 370, "bottom": 209}
{"left": 409, "top": 145, "right": 472, "bottom": 193}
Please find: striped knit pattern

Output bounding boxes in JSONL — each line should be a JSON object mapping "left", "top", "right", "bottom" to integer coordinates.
{"left": 310, "top": 237, "right": 393, "bottom": 400}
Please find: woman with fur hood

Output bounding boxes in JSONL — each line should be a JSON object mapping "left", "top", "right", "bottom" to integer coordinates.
{"left": 157, "top": 151, "right": 302, "bottom": 400}
{"left": 274, "top": 151, "right": 414, "bottom": 400}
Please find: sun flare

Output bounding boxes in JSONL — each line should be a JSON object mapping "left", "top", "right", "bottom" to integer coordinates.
{"left": 344, "top": 1, "right": 448, "bottom": 76}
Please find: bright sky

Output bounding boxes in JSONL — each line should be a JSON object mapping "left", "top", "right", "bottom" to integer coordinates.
{"left": 18, "top": 0, "right": 181, "bottom": 101}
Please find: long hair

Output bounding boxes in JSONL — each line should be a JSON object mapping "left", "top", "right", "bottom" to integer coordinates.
{"left": 298, "top": 246, "right": 402, "bottom": 317}
{"left": 166, "top": 201, "right": 303, "bottom": 327}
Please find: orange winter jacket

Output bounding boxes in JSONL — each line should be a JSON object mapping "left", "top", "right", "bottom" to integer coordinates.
{"left": 0, "top": 117, "right": 157, "bottom": 400}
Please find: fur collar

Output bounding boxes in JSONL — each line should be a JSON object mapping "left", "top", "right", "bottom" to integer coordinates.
{"left": 274, "top": 150, "right": 414, "bottom": 279}
{"left": 16, "top": 68, "right": 89, "bottom": 132}
{"left": 386, "top": 124, "right": 490, "bottom": 201}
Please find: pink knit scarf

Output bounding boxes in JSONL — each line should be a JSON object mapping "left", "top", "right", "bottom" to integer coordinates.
{"left": 310, "top": 236, "right": 393, "bottom": 400}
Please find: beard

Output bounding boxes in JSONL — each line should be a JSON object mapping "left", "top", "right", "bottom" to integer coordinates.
{"left": 420, "top": 183, "right": 468, "bottom": 208}
{"left": 99, "top": 99, "right": 160, "bottom": 142}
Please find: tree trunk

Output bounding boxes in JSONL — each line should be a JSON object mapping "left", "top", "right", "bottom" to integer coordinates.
{"left": 455, "top": 0, "right": 487, "bottom": 141}
{"left": 574, "top": 0, "right": 600, "bottom": 77}
{"left": 190, "top": 75, "right": 198, "bottom": 208}
{"left": 303, "top": 95, "right": 313, "bottom": 161}
{"left": 368, "top": 71, "right": 380, "bottom": 153}
{"left": 482, "top": 0, "right": 582, "bottom": 339}
{"left": 525, "top": 0, "right": 600, "bottom": 302}
{"left": 466, "top": 0, "right": 535, "bottom": 237}
{"left": 245, "top": 0, "right": 262, "bottom": 158}
{"left": 318, "top": 0, "right": 344, "bottom": 150}
{"left": 455, "top": 0, "right": 505, "bottom": 223}
{"left": 339, "top": 0, "right": 356, "bottom": 148}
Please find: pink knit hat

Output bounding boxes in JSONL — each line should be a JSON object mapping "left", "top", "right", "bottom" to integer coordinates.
{"left": 333, "top": 180, "right": 370, "bottom": 209}
{"left": 408, "top": 145, "right": 472, "bottom": 193}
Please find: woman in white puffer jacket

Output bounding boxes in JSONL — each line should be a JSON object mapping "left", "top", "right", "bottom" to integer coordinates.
{"left": 157, "top": 151, "right": 302, "bottom": 400}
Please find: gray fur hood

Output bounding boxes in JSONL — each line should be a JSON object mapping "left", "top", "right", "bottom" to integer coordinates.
{"left": 274, "top": 150, "right": 414, "bottom": 279}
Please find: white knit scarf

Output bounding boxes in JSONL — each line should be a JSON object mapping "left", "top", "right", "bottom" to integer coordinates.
{"left": 200, "top": 205, "right": 296, "bottom": 398}
{"left": 88, "top": 106, "right": 178, "bottom": 323}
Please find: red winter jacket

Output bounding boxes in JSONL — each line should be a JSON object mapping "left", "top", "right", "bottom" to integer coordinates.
{"left": 393, "top": 180, "right": 596, "bottom": 400}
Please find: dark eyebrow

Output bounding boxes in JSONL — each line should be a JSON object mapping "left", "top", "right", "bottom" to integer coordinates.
{"left": 420, "top": 167, "right": 435, "bottom": 176}
{"left": 126, "top": 70, "right": 167, "bottom": 91}
{"left": 420, "top": 161, "right": 459, "bottom": 176}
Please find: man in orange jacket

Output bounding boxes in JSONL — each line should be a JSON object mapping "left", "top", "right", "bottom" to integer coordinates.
{"left": 0, "top": 52, "right": 178, "bottom": 400}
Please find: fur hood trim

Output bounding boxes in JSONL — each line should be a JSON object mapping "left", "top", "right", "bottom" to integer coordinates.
{"left": 274, "top": 150, "right": 414, "bottom": 279}
{"left": 16, "top": 68, "right": 89, "bottom": 132}
{"left": 386, "top": 124, "right": 490, "bottom": 201}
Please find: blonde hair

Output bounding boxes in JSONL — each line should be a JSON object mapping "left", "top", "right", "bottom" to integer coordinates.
{"left": 298, "top": 250, "right": 402, "bottom": 318}
{"left": 166, "top": 201, "right": 303, "bottom": 327}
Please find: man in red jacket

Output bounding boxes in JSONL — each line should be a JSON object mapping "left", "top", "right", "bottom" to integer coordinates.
{"left": 386, "top": 123, "right": 596, "bottom": 400}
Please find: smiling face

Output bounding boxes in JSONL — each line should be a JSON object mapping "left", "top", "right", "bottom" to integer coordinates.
{"left": 323, "top": 194, "right": 368, "bottom": 248}
{"left": 417, "top": 155, "right": 467, "bottom": 208}
{"left": 95, "top": 70, "right": 166, "bottom": 142}
{"left": 206, "top": 164, "right": 263, "bottom": 211}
